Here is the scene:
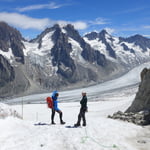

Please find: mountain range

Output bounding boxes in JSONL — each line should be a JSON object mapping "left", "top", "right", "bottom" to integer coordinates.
{"left": 0, "top": 22, "right": 150, "bottom": 98}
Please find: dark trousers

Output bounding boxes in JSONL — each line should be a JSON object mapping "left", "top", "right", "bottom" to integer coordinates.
{"left": 77, "top": 108, "right": 86, "bottom": 125}
{"left": 51, "top": 109, "right": 63, "bottom": 123}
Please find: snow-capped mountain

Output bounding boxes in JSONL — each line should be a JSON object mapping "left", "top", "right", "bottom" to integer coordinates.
{"left": 0, "top": 22, "right": 24, "bottom": 64}
{"left": 84, "top": 30, "right": 150, "bottom": 68}
{"left": 23, "top": 24, "right": 114, "bottom": 91}
{"left": 0, "top": 22, "right": 29, "bottom": 98}
{"left": 0, "top": 22, "right": 150, "bottom": 97}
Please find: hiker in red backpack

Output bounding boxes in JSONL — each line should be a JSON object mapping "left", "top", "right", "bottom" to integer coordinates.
{"left": 51, "top": 91, "right": 65, "bottom": 125}
{"left": 46, "top": 97, "right": 53, "bottom": 108}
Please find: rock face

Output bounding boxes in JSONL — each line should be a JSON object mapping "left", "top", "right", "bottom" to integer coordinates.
{"left": 121, "top": 34, "right": 150, "bottom": 51}
{"left": 108, "top": 68, "right": 150, "bottom": 125}
{"left": 51, "top": 25, "right": 76, "bottom": 81}
{"left": 0, "top": 54, "right": 15, "bottom": 86}
{"left": 0, "top": 22, "right": 24, "bottom": 63}
{"left": 126, "top": 68, "right": 150, "bottom": 112}
{"left": 85, "top": 30, "right": 116, "bottom": 58}
{"left": 0, "top": 22, "right": 29, "bottom": 98}
{"left": 64, "top": 25, "right": 107, "bottom": 66}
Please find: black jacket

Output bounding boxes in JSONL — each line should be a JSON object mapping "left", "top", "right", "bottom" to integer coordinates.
{"left": 80, "top": 95, "right": 87, "bottom": 110}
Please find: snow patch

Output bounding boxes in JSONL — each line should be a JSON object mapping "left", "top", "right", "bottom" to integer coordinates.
{"left": 84, "top": 37, "right": 116, "bottom": 61}
{"left": 0, "top": 103, "right": 21, "bottom": 119}
{"left": 0, "top": 48, "right": 14, "bottom": 63}
{"left": 23, "top": 32, "right": 58, "bottom": 76}
{"left": 40, "top": 31, "right": 55, "bottom": 53}
{"left": 69, "top": 37, "right": 87, "bottom": 64}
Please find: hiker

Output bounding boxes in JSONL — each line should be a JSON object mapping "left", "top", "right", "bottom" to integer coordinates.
{"left": 51, "top": 91, "right": 65, "bottom": 125}
{"left": 74, "top": 92, "right": 88, "bottom": 127}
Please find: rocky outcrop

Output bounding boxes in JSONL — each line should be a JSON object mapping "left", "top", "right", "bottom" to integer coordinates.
{"left": 0, "top": 22, "right": 25, "bottom": 63}
{"left": 0, "top": 54, "right": 15, "bottom": 86}
{"left": 126, "top": 68, "right": 150, "bottom": 112}
{"left": 108, "top": 68, "right": 150, "bottom": 125}
{"left": 108, "top": 110, "right": 150, "bottom": 125}
{"left": 51, "top": 26, "right": 76, "bottom": 81}
{"left": 0, "top": 65, "right": 30, "bottom": 98}
{"left": 0, "top": 22, "right": 30, "bottom": 97}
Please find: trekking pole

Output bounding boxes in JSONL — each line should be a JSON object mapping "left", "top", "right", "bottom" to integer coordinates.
{"left": 21, "top": 97, "right": 24, "bottom": 119}
{"left": 36, "top": 112, "right": 38, "bottom": 122}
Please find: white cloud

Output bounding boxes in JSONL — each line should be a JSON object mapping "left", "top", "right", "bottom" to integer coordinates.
{"left": 0, "top": 12, "right": 110, "bottom": 32}
{"left": 143, "top": 34, "right": 150, "bottom": 37}
{"left": 104, "top": 28, "right": 115, "bottom": 34}
{"left": 0, "top": 12, "right": 50, "bottom": 30}
{"left": 0, "top": 12, "right": 88, "bottom": 31}
{"left": 71, "top": 21, "right": 88, "bottom": 30}
{"left": 89, "top": 17, "right": 109, "bottom": 25}
{"left": 17, "top": 2, "right": 67, "bottom": 12}
{"left": 114, "top": 7, "right": 148, "bottom": 15}
{"left": 55, "top": 20, "right": 88, "bottom": 30}
{"left": 143, "top": 25, "right": 150, "bottom": 29}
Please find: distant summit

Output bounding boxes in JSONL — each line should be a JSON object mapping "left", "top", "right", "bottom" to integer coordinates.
{"left": 120, "top": 34, "right": 150, "bottom": 51}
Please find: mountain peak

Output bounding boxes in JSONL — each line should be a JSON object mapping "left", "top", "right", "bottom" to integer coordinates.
{"left": 0, "top": 21, "right": 24, "bottom": 63}
{"left": 64, "top": 24, "right": 74, "bottom": 29}
{"left": 129, "top": 34, "right": 150, "bottom": 41}
{"left": 53, "top": 24, "right": 61, "bottom": 29}
{"left": 84, "top": 31, "right": 99, "bottom": 40}
{"left": 99, "top": 29, "right": 110, "bottom": 39}
{"left": 84, "top": 29, "right": 109, "bottom": 41}
{"left": 30, "top": 24, "right": 61, "bottom": 43}
{"left": 100, "top": 29, "right": 108, "bottom": 35}
{"left": 0, "top": 21, "right": 9, "bottom": 28}
{"left": 0, "top": 21, "right": 23, "bottom": 39}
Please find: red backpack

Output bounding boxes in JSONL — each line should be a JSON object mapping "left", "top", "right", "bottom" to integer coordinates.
{"left": 46, "top": 97, "right": 53, "bottom": 108}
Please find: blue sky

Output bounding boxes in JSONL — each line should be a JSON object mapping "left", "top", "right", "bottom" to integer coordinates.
{"left": 0, "top": 0, "right": 150, "bottom": 39}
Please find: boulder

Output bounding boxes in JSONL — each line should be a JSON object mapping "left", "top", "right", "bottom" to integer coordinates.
{"left": 126, "top": 68, "right": 150, "bottom": 112}
{"left": 108, "top": 68, "right": 150, "bottom": 125}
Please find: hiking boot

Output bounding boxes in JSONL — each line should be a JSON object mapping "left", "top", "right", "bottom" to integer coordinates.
{"left": 74, "top": 123, "right": 80, "bottom": 127}
{"left": 82, "top": 123, "right": 86, "bottom": 127}
{"left": 60, "top": 121, "right": 66, "bottom": 125}
{"left": 51, "top": 122, "right": 56, "bottom": 125}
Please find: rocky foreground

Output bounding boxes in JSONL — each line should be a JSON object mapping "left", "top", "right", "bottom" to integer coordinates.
{"left": 108, "top": 110, "right": 150, "bottom": 125}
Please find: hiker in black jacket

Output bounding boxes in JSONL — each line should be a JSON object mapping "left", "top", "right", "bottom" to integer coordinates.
{"left": 74, "top": 92, "right": 88, "bottom": 127}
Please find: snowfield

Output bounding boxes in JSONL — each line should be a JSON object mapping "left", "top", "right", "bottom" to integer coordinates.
{"left": 0, "top": 97, "right": 143, "bottom": 150}
{"left": 0, "top": 62, "right": 150, "bottom": 150}
{"left": 0, "top": 96, "right": 149, "bottom": 150}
